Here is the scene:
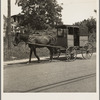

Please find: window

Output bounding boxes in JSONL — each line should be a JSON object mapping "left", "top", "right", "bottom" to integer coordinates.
{"left": 57, "top": 28, "right": 64, "bottom": 37}
{"left": 68, "top": 27, "right": 73, "bottom": 35}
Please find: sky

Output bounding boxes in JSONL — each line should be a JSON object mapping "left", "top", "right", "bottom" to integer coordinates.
{"left": 3, "top": 0, "right": 97, "bottom": 24}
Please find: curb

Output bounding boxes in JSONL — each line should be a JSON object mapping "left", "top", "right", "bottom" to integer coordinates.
{"left": 4, "top": 56, "right": 49, "bottom": 65}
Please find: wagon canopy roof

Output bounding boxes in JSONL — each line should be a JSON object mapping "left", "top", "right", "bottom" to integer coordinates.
{"left": 56, "top": 25, "right": 79, "bottom": 29}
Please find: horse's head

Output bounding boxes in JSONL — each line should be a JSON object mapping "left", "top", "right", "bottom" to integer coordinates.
{"left": 13, "top": 32, "right": 21, "bottom": 46}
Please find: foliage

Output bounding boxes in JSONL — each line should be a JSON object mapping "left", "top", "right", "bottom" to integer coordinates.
{"left": 15, "top": 0, "right": 63, "bottom": 31}
{"left": 73, "top": 17, "right": 96, "bottom": 46}
{"left": 86, "top": 17, "right": 96, "bottom": 33}
{"left": 74, "top": 17, "right": 96, "bottom": 34}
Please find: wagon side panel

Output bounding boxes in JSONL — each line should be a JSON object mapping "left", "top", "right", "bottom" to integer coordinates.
{"left": 67, "top": 35, "right": 74, "bottom": 47}
{"left": 56, "top": 37, "right": 67, "bottom": 47}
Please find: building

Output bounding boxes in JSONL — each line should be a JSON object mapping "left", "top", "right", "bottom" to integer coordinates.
{"left": 3, "top": 13, "right": 24, "bottom": 37}
{"left": 11, "top": 13, "right": 24, "bottom": 33}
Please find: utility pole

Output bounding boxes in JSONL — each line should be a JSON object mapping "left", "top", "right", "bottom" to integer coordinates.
{"left": 6, "top": 0, "right": 11, "bottom": 49}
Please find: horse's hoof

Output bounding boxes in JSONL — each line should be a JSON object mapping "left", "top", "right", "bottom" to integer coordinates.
{"left": 49, "top": 60, "right": 52, "bottom": 62}
{"left": 38, "top": 61, "right": 40, "bottom": 63}
{"left": 27, "top": 62, "right": 31, "bottom": 64}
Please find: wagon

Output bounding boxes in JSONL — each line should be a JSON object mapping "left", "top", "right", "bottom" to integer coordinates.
{"left": 53, "top": 25, "right": 94, "bottom": 61}
{"left": 26, "top": 25, "right": 94, "bottom": 62}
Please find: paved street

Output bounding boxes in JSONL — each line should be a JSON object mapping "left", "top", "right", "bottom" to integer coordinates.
{"left": 4, "top": 53, "right": 96, "bottom": 92}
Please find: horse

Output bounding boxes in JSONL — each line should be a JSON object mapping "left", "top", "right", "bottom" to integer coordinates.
{"left": 13, "top": 32, "right": 57, "bottom": 63}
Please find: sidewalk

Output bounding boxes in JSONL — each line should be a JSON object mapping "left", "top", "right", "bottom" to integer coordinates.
{"left": 4, "top": 53, "right": 96, "bottom": 65}
{"left": 4, "top": 56, "right": 49, "bottom": 65}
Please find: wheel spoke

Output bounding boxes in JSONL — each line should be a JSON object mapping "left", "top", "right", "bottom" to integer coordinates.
{"left": 82, "top": 43, "right": 93, "bottom": 59}
{"left": 66, "top": 47, "right": 77, "bottom": 61}
{"left": 53, "top": 48, "right": 61, "bottom": 58}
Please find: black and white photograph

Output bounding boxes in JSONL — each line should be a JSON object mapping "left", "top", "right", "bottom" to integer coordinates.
{"left": 1, "top": 0, "right": 99, "bottom": 100}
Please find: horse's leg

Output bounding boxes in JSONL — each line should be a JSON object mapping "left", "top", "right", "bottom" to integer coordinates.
{"left": 48, "top": 47, "right": 53, "bottom": 62}
{"left": 29, "top": 48, "right": 32, "bottom": 63}
{"left": 33, "top": 47, "right": 40, "bottom": 63}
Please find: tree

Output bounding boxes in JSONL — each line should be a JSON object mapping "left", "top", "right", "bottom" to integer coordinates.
{"left": 73, "top": 17, "right": 96, "bottom": 43}
{"left": 86, "top": 17, "right": 96, "bottom": 33}
{"left": 74, "top": 17, "right": 96, "bottom": 34}
{"left": 15, "top": 0, "right": 63, "bottom": 31}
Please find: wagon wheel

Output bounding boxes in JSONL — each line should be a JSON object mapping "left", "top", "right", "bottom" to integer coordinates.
{"left": 57, "top": 48, "right": 61, "bottom": 58}
{"left": 66, "top": 47, "right": 77, "bottom": 61}
{"left": 89, "top": 33, "right": 96, "bottom": 43}
{"left": 53, "top": 48, "right": 61, "bottom": 58}
{"left": 82, "top": 43, "right": 93, "bottom": 59}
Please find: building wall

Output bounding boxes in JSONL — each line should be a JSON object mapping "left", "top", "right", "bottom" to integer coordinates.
{"left": 11, "top": 14, "right": 24, "bottom": 34}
